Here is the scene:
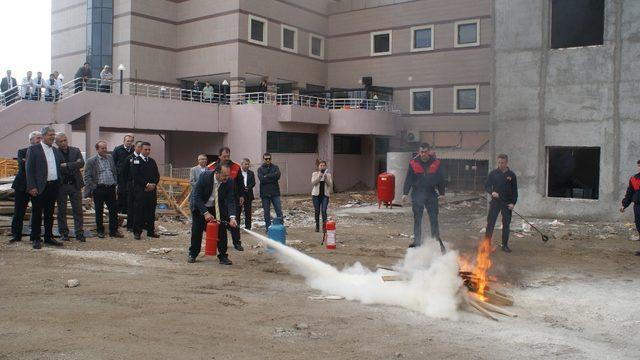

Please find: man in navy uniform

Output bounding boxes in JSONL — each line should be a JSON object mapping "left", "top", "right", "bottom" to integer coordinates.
{"left": 484, "top": 154, "right": 518, "bottom": 253}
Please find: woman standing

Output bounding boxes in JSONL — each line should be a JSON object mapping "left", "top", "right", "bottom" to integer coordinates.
{"left": 311, "top": 160, "right": 333, "bottom": 232}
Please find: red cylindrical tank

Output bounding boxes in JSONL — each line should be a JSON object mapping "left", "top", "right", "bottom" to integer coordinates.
{"left": 325, "top": 220, "right": 336, "bottom": 250}
{"left": 205, "top": 221, "right": 219, "bottom": 256}
{"left": 377, "top": 172, "right": 395, "bottom": 208}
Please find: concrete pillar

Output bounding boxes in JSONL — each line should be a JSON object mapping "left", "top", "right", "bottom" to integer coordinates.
{"left": 84, "top": 114, "right": 99, "bottom": 157}
{"left": 229, "top": 79, "right": 245, "bottom": 94}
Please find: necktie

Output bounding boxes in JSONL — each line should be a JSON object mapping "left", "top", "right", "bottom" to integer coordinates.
{"left": 214, "top": 182, "right": 221, "bottom": 220}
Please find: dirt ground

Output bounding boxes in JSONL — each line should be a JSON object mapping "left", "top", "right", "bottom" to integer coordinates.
{"left": 1, "top": 191, "right": 639, "bottom": 360}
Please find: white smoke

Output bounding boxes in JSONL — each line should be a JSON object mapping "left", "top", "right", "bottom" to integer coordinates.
{"left": 243, "top": 229, "right": 463, "bottom": 319}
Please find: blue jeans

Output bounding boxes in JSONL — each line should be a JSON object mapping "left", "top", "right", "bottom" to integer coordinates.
{"left": 261, "top": 196, "right": 283, "bottom": 229}
{"left": 312, "top": 195, "right": 329, "bottom": 229}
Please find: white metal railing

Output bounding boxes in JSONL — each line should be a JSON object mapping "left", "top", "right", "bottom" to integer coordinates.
{"left": 2, "top": 77, "right": 396, "bottom": 112}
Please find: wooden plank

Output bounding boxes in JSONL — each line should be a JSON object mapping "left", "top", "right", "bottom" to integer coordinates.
{"left": 470, "top": 293, "right": 517, "bottom": 317}
{"left": 381, "top": 275, "right": 404, "bottom": 282}
{"left": 464, "top": 294, "right": 499, "bottom": 321}
{"left": 484, "top": 289, "right": 514, "bottom": 307}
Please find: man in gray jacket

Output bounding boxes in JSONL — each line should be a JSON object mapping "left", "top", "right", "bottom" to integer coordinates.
{"left": 189, "top": 154, "right": 208, "bottom": 189}
{"left": 84, "top": 141, "right": 123, "bottom": 238}
{"left": 55, "top": 132, "right": 85, "bottom": 242}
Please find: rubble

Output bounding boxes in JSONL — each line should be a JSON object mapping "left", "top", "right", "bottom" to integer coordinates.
{"left": 66, "top": 279, "right": 80, "bottom": 288}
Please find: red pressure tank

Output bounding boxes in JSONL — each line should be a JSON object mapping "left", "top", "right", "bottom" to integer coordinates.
{"left": 325, "top": 220, "right": 336, "bottom": 250}
{"left": 377, "top": 172, "right": 395, "bottom": 209}
{"left": 205, "top": 221, "right": 219, "bottom": 256}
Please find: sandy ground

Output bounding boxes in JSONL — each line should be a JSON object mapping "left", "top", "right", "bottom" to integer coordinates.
{"left": 1, "top": 192, "right": 640, "bottom": 360}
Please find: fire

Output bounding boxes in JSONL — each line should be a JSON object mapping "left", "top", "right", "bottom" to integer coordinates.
{"left": 458, "top": 237, "right": 495, "bottom": 301}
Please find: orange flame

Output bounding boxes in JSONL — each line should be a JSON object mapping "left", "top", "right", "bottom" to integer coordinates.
{"left": 458, "top": 237, "right": 495, "bottom": 301}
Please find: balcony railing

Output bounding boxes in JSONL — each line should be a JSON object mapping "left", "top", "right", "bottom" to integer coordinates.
{"left": 1, "top": 77, "right": 396, "bottom": 112}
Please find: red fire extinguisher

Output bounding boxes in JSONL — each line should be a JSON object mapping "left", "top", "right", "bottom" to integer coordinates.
{"left": 325, "top": 219, "right": 336, "bottom": 250}
{"left": 205, "top": 221, "right": 219, "bottom": 256}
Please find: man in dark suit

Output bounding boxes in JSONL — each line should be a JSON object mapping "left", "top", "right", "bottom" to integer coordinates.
{"left": 9, "top": 131, "right": 42, "bottom": 243}
{"left": 131, "top": 142, "right": 160, "bottom": 240}
{"left": 83, "top": 141, "right": 124, "bottom": 239}
{"left": 55, "top": 132, "right": 85, "bottom": 242}
{"left": 239, "top": 158, "right": 256, "bottom": 229}
{"left": 189, "top": 164, "right": 238, "bottom": 265}
{"left": 25, "top": 126, "right": 64, "bottom": 249}
{"left": 113, "top": 134, "right": 135, "bottom": 216}
{"left": 1, "top": 70, "right": 18, "bottom": 105}
{"left": 120, "top": 140, "right": 142, "bottom": 232}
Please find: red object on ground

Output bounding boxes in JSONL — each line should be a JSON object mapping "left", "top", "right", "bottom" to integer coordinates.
{"left": 325, "top": 220, "right": 336, "bottom": 250}
{"left": 377, "top": 172, "right": 395, "bottom": 208}
{"left": 205, "top": 221, "right": 219, "bottom": 256}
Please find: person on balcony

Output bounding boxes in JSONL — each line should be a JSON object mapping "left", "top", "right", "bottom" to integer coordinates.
{"left": 191, "top": 80, "right": 201, "bottom": 102}
{"left": 44, "top": 74, "right": 58, "bottom": 102}
{"left": 2, "top": 70, "right": 18, "bottom": 105}
{"left": 54, "top": 72, "right": 64, "bottom": 101}
{"left": 202, "top": 81, "right": 214, "bottom": 103}
{"left": 74, "top": 62, "right": 91, "bottom": 93}
{"left": 311, "top": 160, "right": 332, "bottom": 233}
{"left": 32, "top": 72, "right": 45, "bottom": 101}
{"left": 20, "top": 71, "right": 35, "bottom": 100}
{"left": 99, "top": 65, "right": 113, "bottom": 93}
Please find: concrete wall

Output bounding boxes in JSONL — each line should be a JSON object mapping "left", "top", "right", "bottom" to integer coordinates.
{"left": 492, "top": 0, "right": 639, "bottom": 220}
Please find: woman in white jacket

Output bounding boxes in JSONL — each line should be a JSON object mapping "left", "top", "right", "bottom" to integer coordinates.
{"left": 311, "top": 160, "right": 333, "bottom": 232}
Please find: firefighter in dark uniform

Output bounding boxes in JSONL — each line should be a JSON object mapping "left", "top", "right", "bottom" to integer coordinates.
{"left": 130, "top": 141, "right": 160, "bottom": 240}
{"left": 620, "top": 159, "right": 640, "bottom": 256}
{"left": 484, "top": 153, "right": 518, "bottom": 253}
{"left": 121, "top": 141, "right": 143, "bottom": 232}
{"left": 402, "top": 142, "right": 446, "bottom": 252}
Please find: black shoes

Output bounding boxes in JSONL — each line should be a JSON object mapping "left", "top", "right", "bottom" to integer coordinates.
{"left": 315, "top": 225, "right": 320, "bottom": 233}
{"left": 134, "top": 233, "right": 141, "bottom": 240}
{"left": 233, "top": 243, "right": 244, "bottom": 251}
{"left": 32, "top": 240, "right": 42, "bottom": 249}
{"left": 500, "top": 244, "right": 512, "bottom": 253}
{"left": 187, "top": 256, "right": 196, "bottom": 263}
{"left": 44, "top": 239, "right": 64, "bottom": 247}
{"left": 110, "top": 232, "right": 125, "bottom": 238}
{"left": 97, "top": 232, "right": 105, "bottom": 238}
{"left": 219, "top": 257, "right": 233, "bottom": 265}
{"left": 147, "top": 233, "right": 160, "bottom": 238}
{"left": 76, "top": 234, "right": 86, "bottom": 242}
{"left": 60, "top": 234, "right": 70, "bottom": 241}
{"left": 9, "top": 238, "right": 21, "bottom": 243}
{"left": 408, "top": 242, "right": 418, "bottom": 248}
{"left": 635, "top": 251, "right": 640, "bottom": 256}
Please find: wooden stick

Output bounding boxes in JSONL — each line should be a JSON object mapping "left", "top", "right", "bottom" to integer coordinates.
{"left": 464, "top": 294, "right": 499, "bottom": 321}
{"left": 484, "top": 289, "right": 514, "bottom": 307}
{"left": 470, "top": 294, "right": 517, "bottom": 317}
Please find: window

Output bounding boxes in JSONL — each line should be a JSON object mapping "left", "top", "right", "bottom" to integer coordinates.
{"left": 371, "top": 30, "right": 392, "bottom": 56}
{"left": 334, "top": 135, "right": 362, "bottom": 155}
{"left": 248, "top": 15, "right": 268, "bottom": 46}
{"left": 281, "top": 24, "right": 298, "bottom": 53}
{"left": 454, "top": 19, "right": 480, "bottom": 48}
{"left": 551, "top": 0, "right": 604, "bottom": 49}
{"left": 86, "top": 0, "right": 113, "bottom": 78}
{"left": 410, "top": 88, "right": 433, "bottom": 114}
{"left": 547, "top": 147, "right": 600, "bottom": 199}
{"left": 309, "top": 34, "right": 324, "bottom": 59}
{"left": 411, "top": 25, "right": 434, "bottom": 52}
{"left": 453, "top": 85, "right": 479, "bottom": 113}
{"left": 267, "top": 132, "right": 318, "bottom": 153}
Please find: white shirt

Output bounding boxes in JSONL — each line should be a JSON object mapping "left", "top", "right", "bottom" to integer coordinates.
{"left": 139, "top": 154, "right": 148, "bottom": 162}
{"left": 55, "top": 76, "right": 64, "bottom": 92}
{"left": 241, "top": 170, "right": 248, "bottom": 187}
{"left": 20, "top": 77, "right": 34, "bottom": 97}
{"left": 41, "top": 142, "right": 58, "bottom": 181}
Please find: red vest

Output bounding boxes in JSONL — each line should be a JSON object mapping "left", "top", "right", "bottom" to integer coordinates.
{"left": 208, "top": 161, "right": 241, "bottom": 180}
{"left": 410, "top": 157, "right": 441, "bottom": 175}
{"left": 630, "top": 176, "right": 640, "bottom": 192}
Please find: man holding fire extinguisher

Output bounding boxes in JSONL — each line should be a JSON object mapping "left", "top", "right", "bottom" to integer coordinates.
{"left": 402, "top": 142, "right": 447, "bottom": 253}
{"left": 188, "top": 164, "right": 238, "bottom": 265}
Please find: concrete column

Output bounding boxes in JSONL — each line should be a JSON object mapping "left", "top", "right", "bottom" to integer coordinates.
{"left": 229, "top": 79, "right": 245, "bottom": 94}
{"left": 84, "top": 114, "right": 99, "bottom": 157}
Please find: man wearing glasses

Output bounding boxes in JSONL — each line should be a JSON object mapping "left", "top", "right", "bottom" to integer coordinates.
{"left": 257, "top": 153, "right": 283, "bottom": 230}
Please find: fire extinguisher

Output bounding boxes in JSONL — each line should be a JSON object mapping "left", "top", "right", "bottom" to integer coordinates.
{"left": 325, "top": 219, "right": 336, "bottom": 250}
{"left": 205, "top": 220, "right": 219, "bottom": 256}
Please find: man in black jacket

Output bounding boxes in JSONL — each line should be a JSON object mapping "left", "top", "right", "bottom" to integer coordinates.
{"left": 55, "top": 132, "right": 85, "bottom": 242}
{"left": 1, "top": 70, "right": 18, "bottom": 105}
{"left": 9, "top": 131, "right": 42, "bottom": 243}
{"left": 121, "top": 141, "right": 143, "bottom": 232}
{"left": 189, "top": 164, "right": 238, "bottom": 265}
{"left": 113, "top": 134, "right": 135, "bottom": 216}
{"left": 131, "top": 142, "right": 160, "bottom": 240}
{"left": 484, "top": 154, "right": 518, "bottom": 253}
{"left": 402, "top": 143, "right": 446, "bottom": 251}
{"left": 25, "top": 126, "right": 65, "bottom": 249}
{"left": 240, "top": 158, "right": 256, "bottom": 229}
{"left": 258, "top": 152, "right": 283, "bottom": 230}
{"left": 209, "top": 147, "right": 245, "bottom": 250}
{"left": 620, "top": 159, "right": 640, "bottom": 256}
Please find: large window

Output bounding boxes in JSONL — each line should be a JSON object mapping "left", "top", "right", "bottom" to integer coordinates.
{"left": 86, "top": 0, "right": 113, "bottom": 78}
{"left": 551, "top": 0, "right": 604, "bottom": 49}
{"left": 411, "top": 25, "right": 434, "bottom": 52}
{"left": 547, "top": 147, "right": 600, "bottom": 199}
{"left": 309, "top": 34, "right": 324, "bottom": 59}
{"left": 453, "top": 85, "right": 479, "bottom": 113}
{"left": 371, "top": 30, "right": 392, "bottom": 56}
{"left": 410, "top": 88, "right": 433, "bottom": 114}
{"left": 454, "top": 19, "right": 480, "bottom": 48}
{"left": 281, "top": 24, "right": 298, "bottom": 53}
{"left": 248, "top": 15, "right": 268, "bottom": 46}
{"left": 267, "top": 132, "right": 318, "bottom": 153}
{"left": 334, "top": 135, "right": 362, "bottom": 155}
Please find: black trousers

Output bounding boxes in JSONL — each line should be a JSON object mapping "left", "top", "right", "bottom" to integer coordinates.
{"left": 30, "top": 181, "right": 59, "bottom": 242}
{"left": 11, "top": 189, "right": 30, "bottom": 240}
{"left": 93, "top": 185, "right": 119, "bottom": 235}
{"left": 485, "top": 200, "right": 513, "bottom": 245}
{"left": 228, "top": 199, "right": 241, "bottom": 245}
{"left": 189, "top": 208, "right": 230, "bottom": 259}
{"left": 126, "top": 183, "right": 135, "bottom": 230}
{"left": 633, "top": 203, "right": 640, "bottom": 234}
{"left": 133, "top": 188, "right": 156, "bottom": 235}
{"left": 412, "top": 195, "right": 440, "bottom": 246}
{"left": 74, "top": 79, "right": 83, "bottom": 93}
{"left": 240, "top": 199, "right": 252, "bottom": 229}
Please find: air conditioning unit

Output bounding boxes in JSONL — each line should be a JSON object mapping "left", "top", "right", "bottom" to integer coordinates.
{"left": 405, "top": 131, "right": 420, "bottom": 143}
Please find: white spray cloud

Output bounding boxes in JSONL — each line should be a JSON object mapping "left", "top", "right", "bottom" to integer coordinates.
{"left": 244, "top": 229, "right": 463, "bottom": 319}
